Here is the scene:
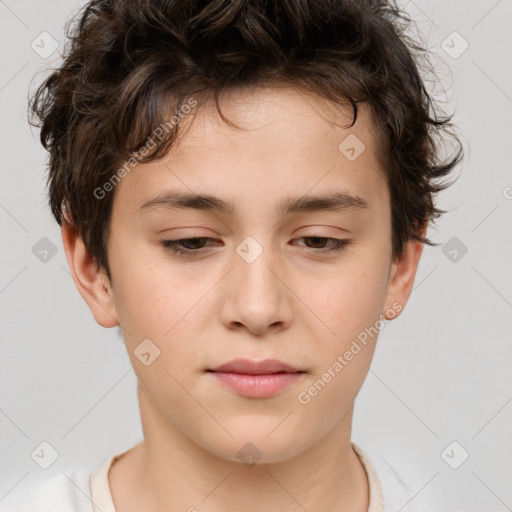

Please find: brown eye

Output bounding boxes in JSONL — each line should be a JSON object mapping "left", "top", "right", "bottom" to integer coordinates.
{"left": 295, "top": 237, "right": 350, "bottom": 253}
{"left": 161, "top": 237, "right": 219, "bottom": 256}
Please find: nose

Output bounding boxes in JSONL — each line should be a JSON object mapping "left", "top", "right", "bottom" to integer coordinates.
{"left": 219, "top": 240, "right": 293, "bottom": 336}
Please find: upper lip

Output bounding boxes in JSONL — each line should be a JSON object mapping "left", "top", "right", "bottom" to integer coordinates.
{"left": 208, "top": 358, "right": 303, "bottom": 375}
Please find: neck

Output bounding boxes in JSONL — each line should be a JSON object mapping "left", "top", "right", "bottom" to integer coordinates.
{"left": 108, "top": 384, "right": 369, "bottom": 512}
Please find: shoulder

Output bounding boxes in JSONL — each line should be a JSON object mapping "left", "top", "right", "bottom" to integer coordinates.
{"left": 2, "top": 469, "right": 92, "bottom": 512}
{"left": 369, "top": 452, "right": 417, "bottom": 511}
{"left": 353, "top": 442, "right": 419, "bottom": 512}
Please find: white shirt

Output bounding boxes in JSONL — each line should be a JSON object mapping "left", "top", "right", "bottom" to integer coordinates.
{"left": 4, "top": 443, "right": 417, "bottom": 511}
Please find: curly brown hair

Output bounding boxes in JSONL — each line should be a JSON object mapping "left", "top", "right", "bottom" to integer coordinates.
{"left": 29, "top": 0, "right": 463, "bottom": 283}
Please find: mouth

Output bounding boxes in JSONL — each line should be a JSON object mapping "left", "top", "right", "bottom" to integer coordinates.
{"left": 207, "top": 358, "right": 305, "bottom": 375}
{"left": 206, "top": 359, "right": 306, "bottom": 398}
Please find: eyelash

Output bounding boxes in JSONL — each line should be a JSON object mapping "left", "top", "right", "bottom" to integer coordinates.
{"left": 160, "top": 236, "right": 350, "bottom": 257}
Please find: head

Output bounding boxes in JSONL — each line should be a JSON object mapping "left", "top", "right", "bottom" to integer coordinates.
{"left": 29, "top": 0, "right": 463, "bottom": 463}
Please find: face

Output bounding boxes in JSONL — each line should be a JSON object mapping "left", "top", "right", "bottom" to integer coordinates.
{"left": 65, "top": 86, "right": 422, "bottom": 464}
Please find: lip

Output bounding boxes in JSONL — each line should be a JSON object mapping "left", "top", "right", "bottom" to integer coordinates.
{"left": 209, "top": 358, "right": 303, "bottom": 375}
{"left": 207, "top": 358, "right": 305, "bottom": 398}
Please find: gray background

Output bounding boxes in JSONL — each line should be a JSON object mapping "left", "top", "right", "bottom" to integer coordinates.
{"left": 0, "top": 0, "right": 511, "bottom": 510}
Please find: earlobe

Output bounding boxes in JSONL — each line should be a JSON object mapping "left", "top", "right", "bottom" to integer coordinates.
{"left": 61, "top": 217, "right": 119, "bottom": 328}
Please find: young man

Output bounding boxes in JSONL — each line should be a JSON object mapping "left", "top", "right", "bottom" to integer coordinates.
{"left": 22, "top": 0, "right": 463, "bottom": 510}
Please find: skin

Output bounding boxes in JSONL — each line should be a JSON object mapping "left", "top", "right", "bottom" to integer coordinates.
{"left": 62, "top": 85, "right": 425, "bottom": 512}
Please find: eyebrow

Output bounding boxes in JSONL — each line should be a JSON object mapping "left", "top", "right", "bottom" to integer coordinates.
{"left": 137, "top": 191, "right": 370, "bottom": 216}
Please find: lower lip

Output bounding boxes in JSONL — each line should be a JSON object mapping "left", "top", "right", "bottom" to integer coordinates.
{"left": 209, "top": 371, "right": 304, "bottom": 398}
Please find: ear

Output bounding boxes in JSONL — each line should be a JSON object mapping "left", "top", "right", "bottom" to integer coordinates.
{"left": 382, "top": 225, "right": 426, "bottom": 320}
{"left": 61, "top": 214, "right": 119, "bottom": 328}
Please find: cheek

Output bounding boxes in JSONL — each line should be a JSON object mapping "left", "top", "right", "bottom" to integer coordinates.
{"left": 304, "top": 254, "right": 390, "bottom": 340}
{"left": 111, "top": 256, "right": 211, "bottom": 383}
{"left": 113, "top": 267, "right": 201, "bottom": 405}
{"left": 295, "top": 268, "right": 385, "bottom": 414}
{"left": 111, "top": 240, "right": 194, "bottom": 332}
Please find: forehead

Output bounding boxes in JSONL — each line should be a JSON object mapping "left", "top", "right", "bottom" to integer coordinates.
{"left": 112, "top": 86, "right": 388, "bottom": 219}
{"left": 173, "top": 86, "right": 383, "bottom": 164}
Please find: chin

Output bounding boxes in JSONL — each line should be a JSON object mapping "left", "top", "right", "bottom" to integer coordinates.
{"left": 195, "top": 427, "right": 308, "bottom": 466}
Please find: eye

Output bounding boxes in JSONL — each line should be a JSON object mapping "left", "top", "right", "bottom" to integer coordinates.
{"left": 293, "top": 236, "right": 350, "bottom": 253}
{"left": 160, "top": 237, "right": 219, "bottom": 256}
{"left": 160, "top": 235, "right": 351, "bottom": 258}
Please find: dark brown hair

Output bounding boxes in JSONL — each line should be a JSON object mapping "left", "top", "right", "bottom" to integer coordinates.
{"left": 29, "top": 0, "right": 463, "bottom": 283}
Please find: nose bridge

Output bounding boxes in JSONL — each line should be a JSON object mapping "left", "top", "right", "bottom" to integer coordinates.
{"left": 234, "top": 234, "right": 280, "bottom": 298}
